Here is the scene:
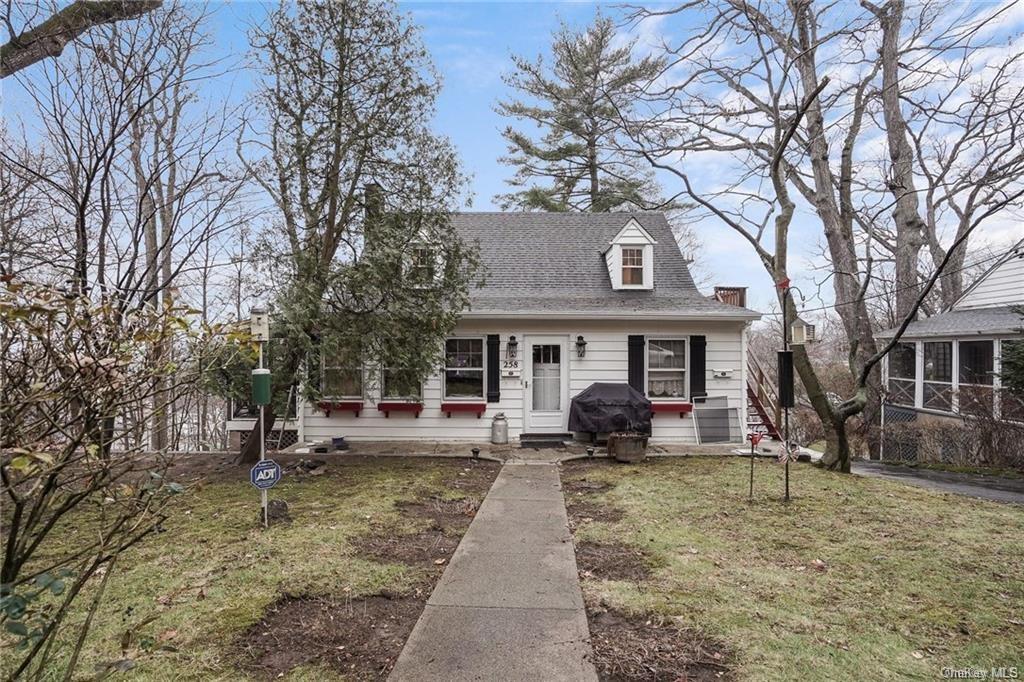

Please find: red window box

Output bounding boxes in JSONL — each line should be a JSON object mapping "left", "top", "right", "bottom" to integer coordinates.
{"left": 378, "top": 401, "right": 424, "bottom": 418}
{"left": 651, "top": 402, "right": 693, "bottom": 418}
{"left": 316, "top": 400, "right": 364, "bottom": 418}
{"left": 441, "top": 402, "right": 487, "bottom": 418}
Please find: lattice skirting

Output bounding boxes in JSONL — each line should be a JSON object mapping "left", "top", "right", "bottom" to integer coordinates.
{"left": 236, "top": 429, "right": 298, "bottom": 451}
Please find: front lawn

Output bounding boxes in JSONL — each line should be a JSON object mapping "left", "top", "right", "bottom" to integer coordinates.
{"left": 563, "top": 457, "right": 1024, "bottom": 681}
{"left": 3, "top": 456, "right": 498, "bottom": 681}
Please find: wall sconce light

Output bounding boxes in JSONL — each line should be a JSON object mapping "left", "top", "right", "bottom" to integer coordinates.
{"left": 506, "top": 335, "right": 518, "bottom": 359}
{"left": 576, "top": 335, "right": 588, "bottom": 358}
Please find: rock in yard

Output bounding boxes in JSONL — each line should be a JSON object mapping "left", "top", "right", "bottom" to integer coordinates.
{"left": 260, "top": 499, "right": 291, "bottom": 525}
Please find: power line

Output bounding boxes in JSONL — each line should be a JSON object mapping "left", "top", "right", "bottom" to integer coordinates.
{"left": 761, "top": 249, "right": 1018, "bottom": 317}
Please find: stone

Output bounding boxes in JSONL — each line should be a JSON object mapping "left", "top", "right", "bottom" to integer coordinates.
{"left": 260, "top": 499, "right": 291, "bottom": 525}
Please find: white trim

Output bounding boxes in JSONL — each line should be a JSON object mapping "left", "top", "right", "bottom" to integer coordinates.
{"left": 607, "top": 217, "right": 658, "bottom": 246}
{"left": 320, "top": 355, "right": 364, "bottom": 400}
{"left": 740, "top": 323, "right": 750, "bottom": 419}
{"left": 460, "top": 311, "right": 760, "bottom": 321}
{"left": 442, "top": 335, "right": 487, "bottom": 402}
{"left": 380, "top": 365, "right": 424, "bottom": 402}
{"left": 297, "top": 379, "right": 306, "bottom": 443}
{"left": 644, "top": 335, "right": 689, "bottom": 401}
{"left": 951, "top": 238, "right": 1024, "bottom": 310}
{"left": 523, "top": 335, "right": 570, "bottom": 432}
{"left": 914, "top": 340, "right": 924, "bottom": 408}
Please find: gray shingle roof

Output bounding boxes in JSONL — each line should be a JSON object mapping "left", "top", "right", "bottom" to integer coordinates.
{"left": 876, "top": 305, "right": 1024, "bottom": 339}
{"left": 451, "top": 212, "right": 759, "bottom": 319}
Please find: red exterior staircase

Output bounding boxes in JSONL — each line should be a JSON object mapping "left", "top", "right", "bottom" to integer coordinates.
{"left": 747, "top": 353, "right": 782, "bottom": 441}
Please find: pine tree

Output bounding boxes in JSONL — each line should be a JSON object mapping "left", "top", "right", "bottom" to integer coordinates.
{"left": 496, "top": 15, "right": 666, "bottom": 212}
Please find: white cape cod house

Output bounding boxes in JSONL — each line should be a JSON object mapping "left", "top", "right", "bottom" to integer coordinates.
{"left": 228, "top": 212, "right": 761, "bottom": 447}
{"left": 879, "top": 239, "right": 1024, "bottom": 460}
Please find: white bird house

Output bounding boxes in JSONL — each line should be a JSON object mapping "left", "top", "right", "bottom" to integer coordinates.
{"left": 249, "top": 307, "right": 270, "bottom": 342}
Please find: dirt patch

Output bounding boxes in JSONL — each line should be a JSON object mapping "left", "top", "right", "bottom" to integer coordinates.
{"left": 563, "top": 477, "right": 615, "bottom": 495}
{"left": 164, "top": 454, "right": 499, "bottom": 487}
{"left": 441, "top": 460, "right": 501, "bottom": 496}
{"left": 576, "top": 541, "right": 653, "bottom": 581}
{"left": 238, "top": 593, "right": 422, "bottom": 680}
{"left": 587, "top": 607, "right": 733, "bottom": 681}
{"left": 396, "top": 495, "right": 480, "bottom": 531}
{"left": 351, "top": 530, "right": 459, "bottom": 568}
{"left": 566, "top": 499, "right": 625, "bottom": 525}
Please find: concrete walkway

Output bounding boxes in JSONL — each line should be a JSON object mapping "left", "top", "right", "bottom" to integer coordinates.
{"left": 390, "top": 463, "right": 597, "bottom": 681}
{"left": 852, "top": 461, "right": 1024, "bottom": 505}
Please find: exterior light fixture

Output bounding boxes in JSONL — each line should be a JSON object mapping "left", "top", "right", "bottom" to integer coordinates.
{"left": 506, "top": 335, "right": 518, "bottom": 359}
{"left": 576, "top": 335, "right": 588, "bottom": 358}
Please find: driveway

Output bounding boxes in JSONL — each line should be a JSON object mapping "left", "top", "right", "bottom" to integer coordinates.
{"left": 852, "top": 461, "right": 1024, "bottom": 505}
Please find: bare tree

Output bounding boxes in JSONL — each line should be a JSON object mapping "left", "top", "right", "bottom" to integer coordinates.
{"left": 623, "top": 0, "right": 1024, "bottom": 471}
{"left": 3, "top": 2, "right": 249, "bottom": 452}
{"left": 1, "top": 0, "right": 160, "bottom": 77}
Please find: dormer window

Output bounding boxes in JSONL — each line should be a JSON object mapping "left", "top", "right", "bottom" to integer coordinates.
{"left": 606, "top": 218, "right": 657, "bottom": 290}
{"left": 622, "top": 248, "right": 644, "bottom": 285}
{"left": 408, "top": 244, "right": 436, "bottom": 286}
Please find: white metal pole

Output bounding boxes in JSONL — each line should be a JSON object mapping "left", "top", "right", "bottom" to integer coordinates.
{"left": 259, "top": 342, "right": 267, "bottom": 528}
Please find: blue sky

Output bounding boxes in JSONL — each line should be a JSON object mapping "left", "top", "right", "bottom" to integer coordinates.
{"left": 11, "top": 1, "right": 1020, "bottom": 317}
{"left": 205, "top": 1, "right": 779, "bottom": 304}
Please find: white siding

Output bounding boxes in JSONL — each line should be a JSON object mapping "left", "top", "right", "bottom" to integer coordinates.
{"left": 605, "top": 218, "right": 656, "bottom": 290}
{"left": 287, "top": 319, "right": 747, "bottom": 445}
{"left": 956, "top": 251, "right": 1024, "bottom": 310}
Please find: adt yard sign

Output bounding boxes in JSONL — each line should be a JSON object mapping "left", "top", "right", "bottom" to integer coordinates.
{"left": 250, "top": 460, "right": 281, "bottom": 490}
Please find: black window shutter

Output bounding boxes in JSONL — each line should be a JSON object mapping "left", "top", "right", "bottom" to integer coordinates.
{"left": 486, "top": 334, "right": 500, "bottom": 402}
{"left": 690, "top": 335, "right": 707, "bottom": 401}
{"left": 627, "top": 335, "right": 646, "bottom": 394}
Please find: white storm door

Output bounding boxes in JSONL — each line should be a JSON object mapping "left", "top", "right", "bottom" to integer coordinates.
{"left": 524, "top": 337, "right": 568, "bottom": 431}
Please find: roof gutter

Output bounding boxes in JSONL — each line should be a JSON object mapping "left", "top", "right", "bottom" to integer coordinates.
{"left": 460, "top": 310, "right": 762, "bottom": 322}
{"left": 876, "top": 328, "right": 1022, "bottom": 339}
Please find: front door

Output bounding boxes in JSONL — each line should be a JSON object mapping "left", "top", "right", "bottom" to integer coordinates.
{"left": 525, "top": 337, "right": 568, "bottom": 432}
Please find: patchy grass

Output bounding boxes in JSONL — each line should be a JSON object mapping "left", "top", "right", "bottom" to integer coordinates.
{"left": 4, "top": 456, "right": 497, "bottom": 680}
{"left": 563, "top": 457, "right": 1024, "bottom": 681}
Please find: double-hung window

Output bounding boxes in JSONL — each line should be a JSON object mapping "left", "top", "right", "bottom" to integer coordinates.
{"left": 959, "top": 339, "right": 994, "bottom": 414}
{"left": 382, "top": 367, "right": 422, "bottom": 401}
{"left": 444, "top": 338, "right": 484, "bottom": 399}
{"left": 622, "top": 247, "right": 644, "bottom": 285}
{"left": 647, "top": 338, "right": 686, "bottom": 399}
{"left": 409, "top": 245, "right": 435, "bottom": 286}
{"left": 923, "top": 341, "right": 953, "bottom": 411}
{"left": 323, "top": 358, "right": 363, "bottom": 399}
{"left": 887, "top": 343, "right": 916, "bottom": 406}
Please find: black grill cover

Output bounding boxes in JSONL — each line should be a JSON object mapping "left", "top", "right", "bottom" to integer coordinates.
{"left": 568, "top": 382, "right": 652, "bottom": 435}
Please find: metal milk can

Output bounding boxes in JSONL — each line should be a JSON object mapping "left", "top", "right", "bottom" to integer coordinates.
{"left": 491, "top": 412, "right": 509, "bottom": 445}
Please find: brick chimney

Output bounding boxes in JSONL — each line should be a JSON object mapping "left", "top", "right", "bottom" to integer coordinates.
{"left": 713, "top": 286, "right": 747, "bottom": 307}
{"left": 362, "top": 183, "right": 382, "bottom": 253}
{"left": 364, "top": 182, "right": 382, "bottom": 223}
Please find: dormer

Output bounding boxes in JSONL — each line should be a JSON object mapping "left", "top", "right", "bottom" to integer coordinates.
{"left": 605, "top": 218, "right": 657, "bottom": 290}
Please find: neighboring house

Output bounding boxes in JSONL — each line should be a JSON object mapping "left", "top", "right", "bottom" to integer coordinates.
{"left": 879, "top": 239, "right": 1024, "bottom": 460}
{"left": 227, "top": 212, "right": 761, "bottom": 448}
